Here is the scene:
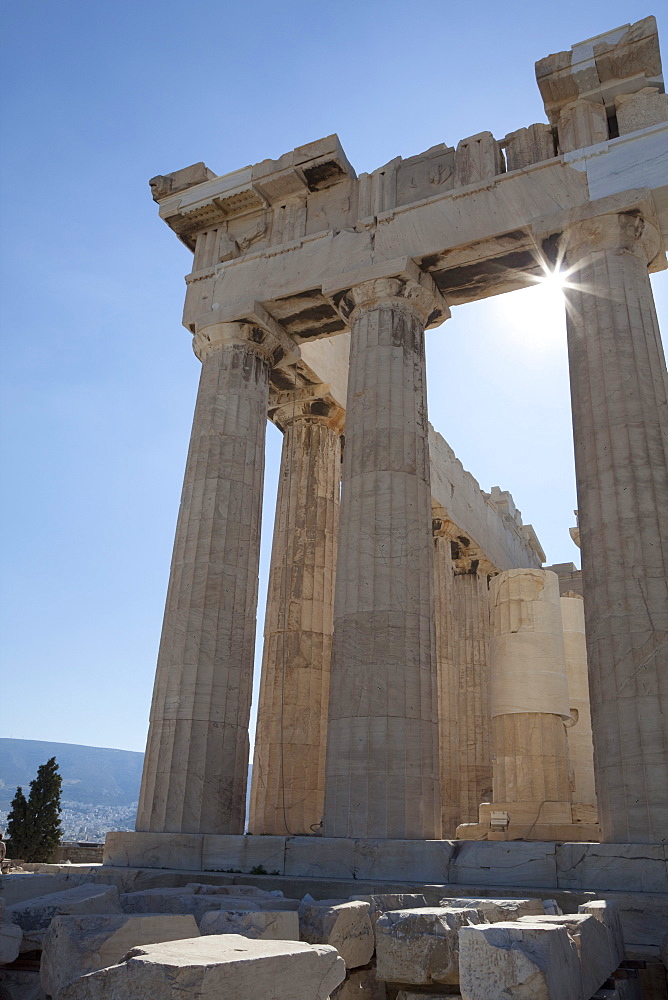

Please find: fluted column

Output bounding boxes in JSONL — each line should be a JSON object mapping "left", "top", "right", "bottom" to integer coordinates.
{"left": 561, "top": 206, "right": 668, "bottom": 843}
{"left": 136, "top": 320, "right": 291, "bottom": 835}
{"left": 452, "top": 552, "right": 493, "bottom": 827}
{"left": 561, "top": 594, "right": 597, "bottom": 814}
{"left": 323, "top": 272, "right": 447, "bottom": 839}
{"left": 249, "top": 390, "right": 344, "bottom": 835}
{"left": 432, "top": 513, "right": 458, "bottom": 837}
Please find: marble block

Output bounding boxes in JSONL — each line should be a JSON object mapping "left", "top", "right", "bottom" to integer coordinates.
{"left": 103, "top": 832, "right": 203, "bottom": 871}
{"left": 6, "top": 884, "right": 121, "bottom": 933}
{"left": 1, "top": 873, "right": 74, "bottom": 906}
{"left": 375, "top": 907, "right": 481, "bottom": 986}
{"left": 298, "top": 899, "right": 374, "bottom": 969}
{"left": 202, "top": 835, "right": 286, "bottom": 874}
{"left": 57, "top": 934, "right": 345, "bottom": 1000}
{"left": 40, "top": 913, "right": 199, "bottom": 998}
{"left": 438, "top": 896, "right": 544, "bottom": 922}
{"left": 199, "top": 908, "right": 299, "bottom": 941}
{"left": 449, "top": 841, "right": 558, "bottom": 887}
{"left": 578, "top": 900, "right": 626, "bottom": 969}
{"left": 556, "top": 843, "right": 668, "bottom": 893}
{"left": 518, "top": 912, "right": 618, "bottom": 998}
{"left": 459, "top": 921, "right": 581, "bottom": 1000}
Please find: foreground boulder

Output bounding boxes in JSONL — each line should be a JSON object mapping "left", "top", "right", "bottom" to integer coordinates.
{"left": 6, "top": 884, "right": 121, "bottom": 935}
{"left": 519, "top": 912, "right": 620, "bottom": 999}
{"left": 57, "top": 934, "right": 345, "bottom": 1000}
{"left": 438, "top": 896, "right": 544, "bottom": 922}
{"left": 376, "top": 907, "right": 481, "bottom": 986}
{"left": 40, "top": 913, "right": 199, "bottom": 998}
{"left": 459, "top": 921, "right": 581, "bottom": 1000}
{"left": 298, "top": 899, "right": 374, "bottom": 969}
{"left": 199, "top": 908, "right": 298, "bottom": 940}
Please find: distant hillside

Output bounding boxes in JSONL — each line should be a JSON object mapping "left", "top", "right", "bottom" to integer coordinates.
{"left": 0, "top": 738, "right": 144, "bottom": 813}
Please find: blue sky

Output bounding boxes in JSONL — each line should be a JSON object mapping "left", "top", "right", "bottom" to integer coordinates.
{"left": 1, "top": 0, "right": 666, "bottom": 753}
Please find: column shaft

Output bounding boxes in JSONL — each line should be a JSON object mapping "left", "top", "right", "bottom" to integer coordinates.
{"left": 249, "top": 403, "right": 342, "bottom": 834}
{"left": 137, "top": 331, "right": 271, "bottom": 834}
{"left": 453, "top": 571, "right": 492, "bottom": 823}
{"left": 561, "top": 595, "right": 598, "bottom": 811}
{"left": 563, "top": 211, "right": 668, "bottom": 842}
{"left": 433, "top": 520, "right": 458, "bottom": 837}
{"left": 324, "top": 280, "right": 442, "bottom": 839}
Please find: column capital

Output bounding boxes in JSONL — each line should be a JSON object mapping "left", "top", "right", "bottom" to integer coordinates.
{"left": 531, "top": 191, "right": 664, "bottom": 270}
{"left": 269, "top": 383, "right": 345, "bottom": 432}
{"left": 322, "top": 257, "right": 449, "bottom": 329}
{"left": 559, "top": 209, "right": 662, "bottom": 267}
{"left": 193, "top": 301, "right": 300, "bottom": 366}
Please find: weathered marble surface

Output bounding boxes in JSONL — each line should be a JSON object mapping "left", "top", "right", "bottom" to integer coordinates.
{"left": 6, "top": 884, "right": 121, "bottom": 933}
{"left": 376, "top": 906, "right": 482, "bottom": 986}
{"left": 199, "top": 908, "right": 298, "bottom": 940}
{"left": 324, "top": 275, "right": 443, "bottom": 840}
{"left": 40, "top": 913, "right": 199, "bottom": 998}
{"left": 459, "top": 921, "right": 581, "bottom": 1000}
{"left": 58, "top": 934, "right": 345, "bottom": 1000}
{"left": 298, "top": 898, "right": 374, "bottom": 969}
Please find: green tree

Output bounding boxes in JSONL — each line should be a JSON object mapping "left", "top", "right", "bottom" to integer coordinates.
{"left": 6, "top": 758, "right": 63, "bottom": 862}
{"left": 6, "top": 786, "right": 30, "bottom": 858}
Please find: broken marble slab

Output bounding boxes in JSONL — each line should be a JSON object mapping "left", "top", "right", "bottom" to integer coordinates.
{"left": 376, "top": 907, "right": 482, "bottom": 986}
{"left": 199, "top": 908, "right": 298, "bottom": 941}
{"left": 298, "top": 899, "right": 374, "bottom": 969}
{"left": 459, "top": 920, "right": 581, "bottom": 1000}
{"left": 438, "top": 896, "right": 545, "bottom": 922}
{"left": 184, "top": 882, "right": 283, "bottom": 896}
{"left": 348, "top": 894, "right": 427, "bottom": 926}
{"left": 6, "top": 884, "right": 121, "bottom": 935}
{"left": 57, "top": 934, "right": 345, "bottom": 1000}
{"left": 518, "top": 912, "right": 619, "bottom": 998}
{"left": 40, "top": 913, "right": 199, "bottom": 998}
{"left": 1, "top": 873, "right": 75, "bottom": 906}
{"left": 578, "top": 899, "right": 626, "bottom": 969}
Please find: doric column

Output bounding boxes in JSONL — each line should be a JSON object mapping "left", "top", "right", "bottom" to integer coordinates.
{"left": 136, "top": 319, "right": 295, "bottom": 835}
{"left": 560, "top": 204, "right": 668, "bottom": 843}
{"left": 432, "top": 512, "right": 458, "bottom": 837}
{"left": 561, "top": 594, "right": 598, "bottom": 817}
{"left": 249, "top": 388, "right": 344, "bottom": 835}
{"left": 434, "top": 516, "right": 494, "bottom": 838}
{"left": 323, "top": 269, "right": 448, "bottom": 839}
{"left": 451, "top": 544, "right": 493, "bottom": 828}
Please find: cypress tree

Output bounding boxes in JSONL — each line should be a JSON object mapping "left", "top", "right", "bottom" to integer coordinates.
{"left": 5, "top": 758, "right": 63, "bottom": 862}
{"left": 5, "top": 786, "right": 30, "bottom": 858}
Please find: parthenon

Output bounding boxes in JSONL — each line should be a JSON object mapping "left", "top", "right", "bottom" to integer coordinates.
{"left": 105, "top": 14, "right": 668, "bottom": 881}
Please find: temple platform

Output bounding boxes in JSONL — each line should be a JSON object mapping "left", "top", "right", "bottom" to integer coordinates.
{"left": 103, "top": 832, "right": 667, "bottom": 895}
